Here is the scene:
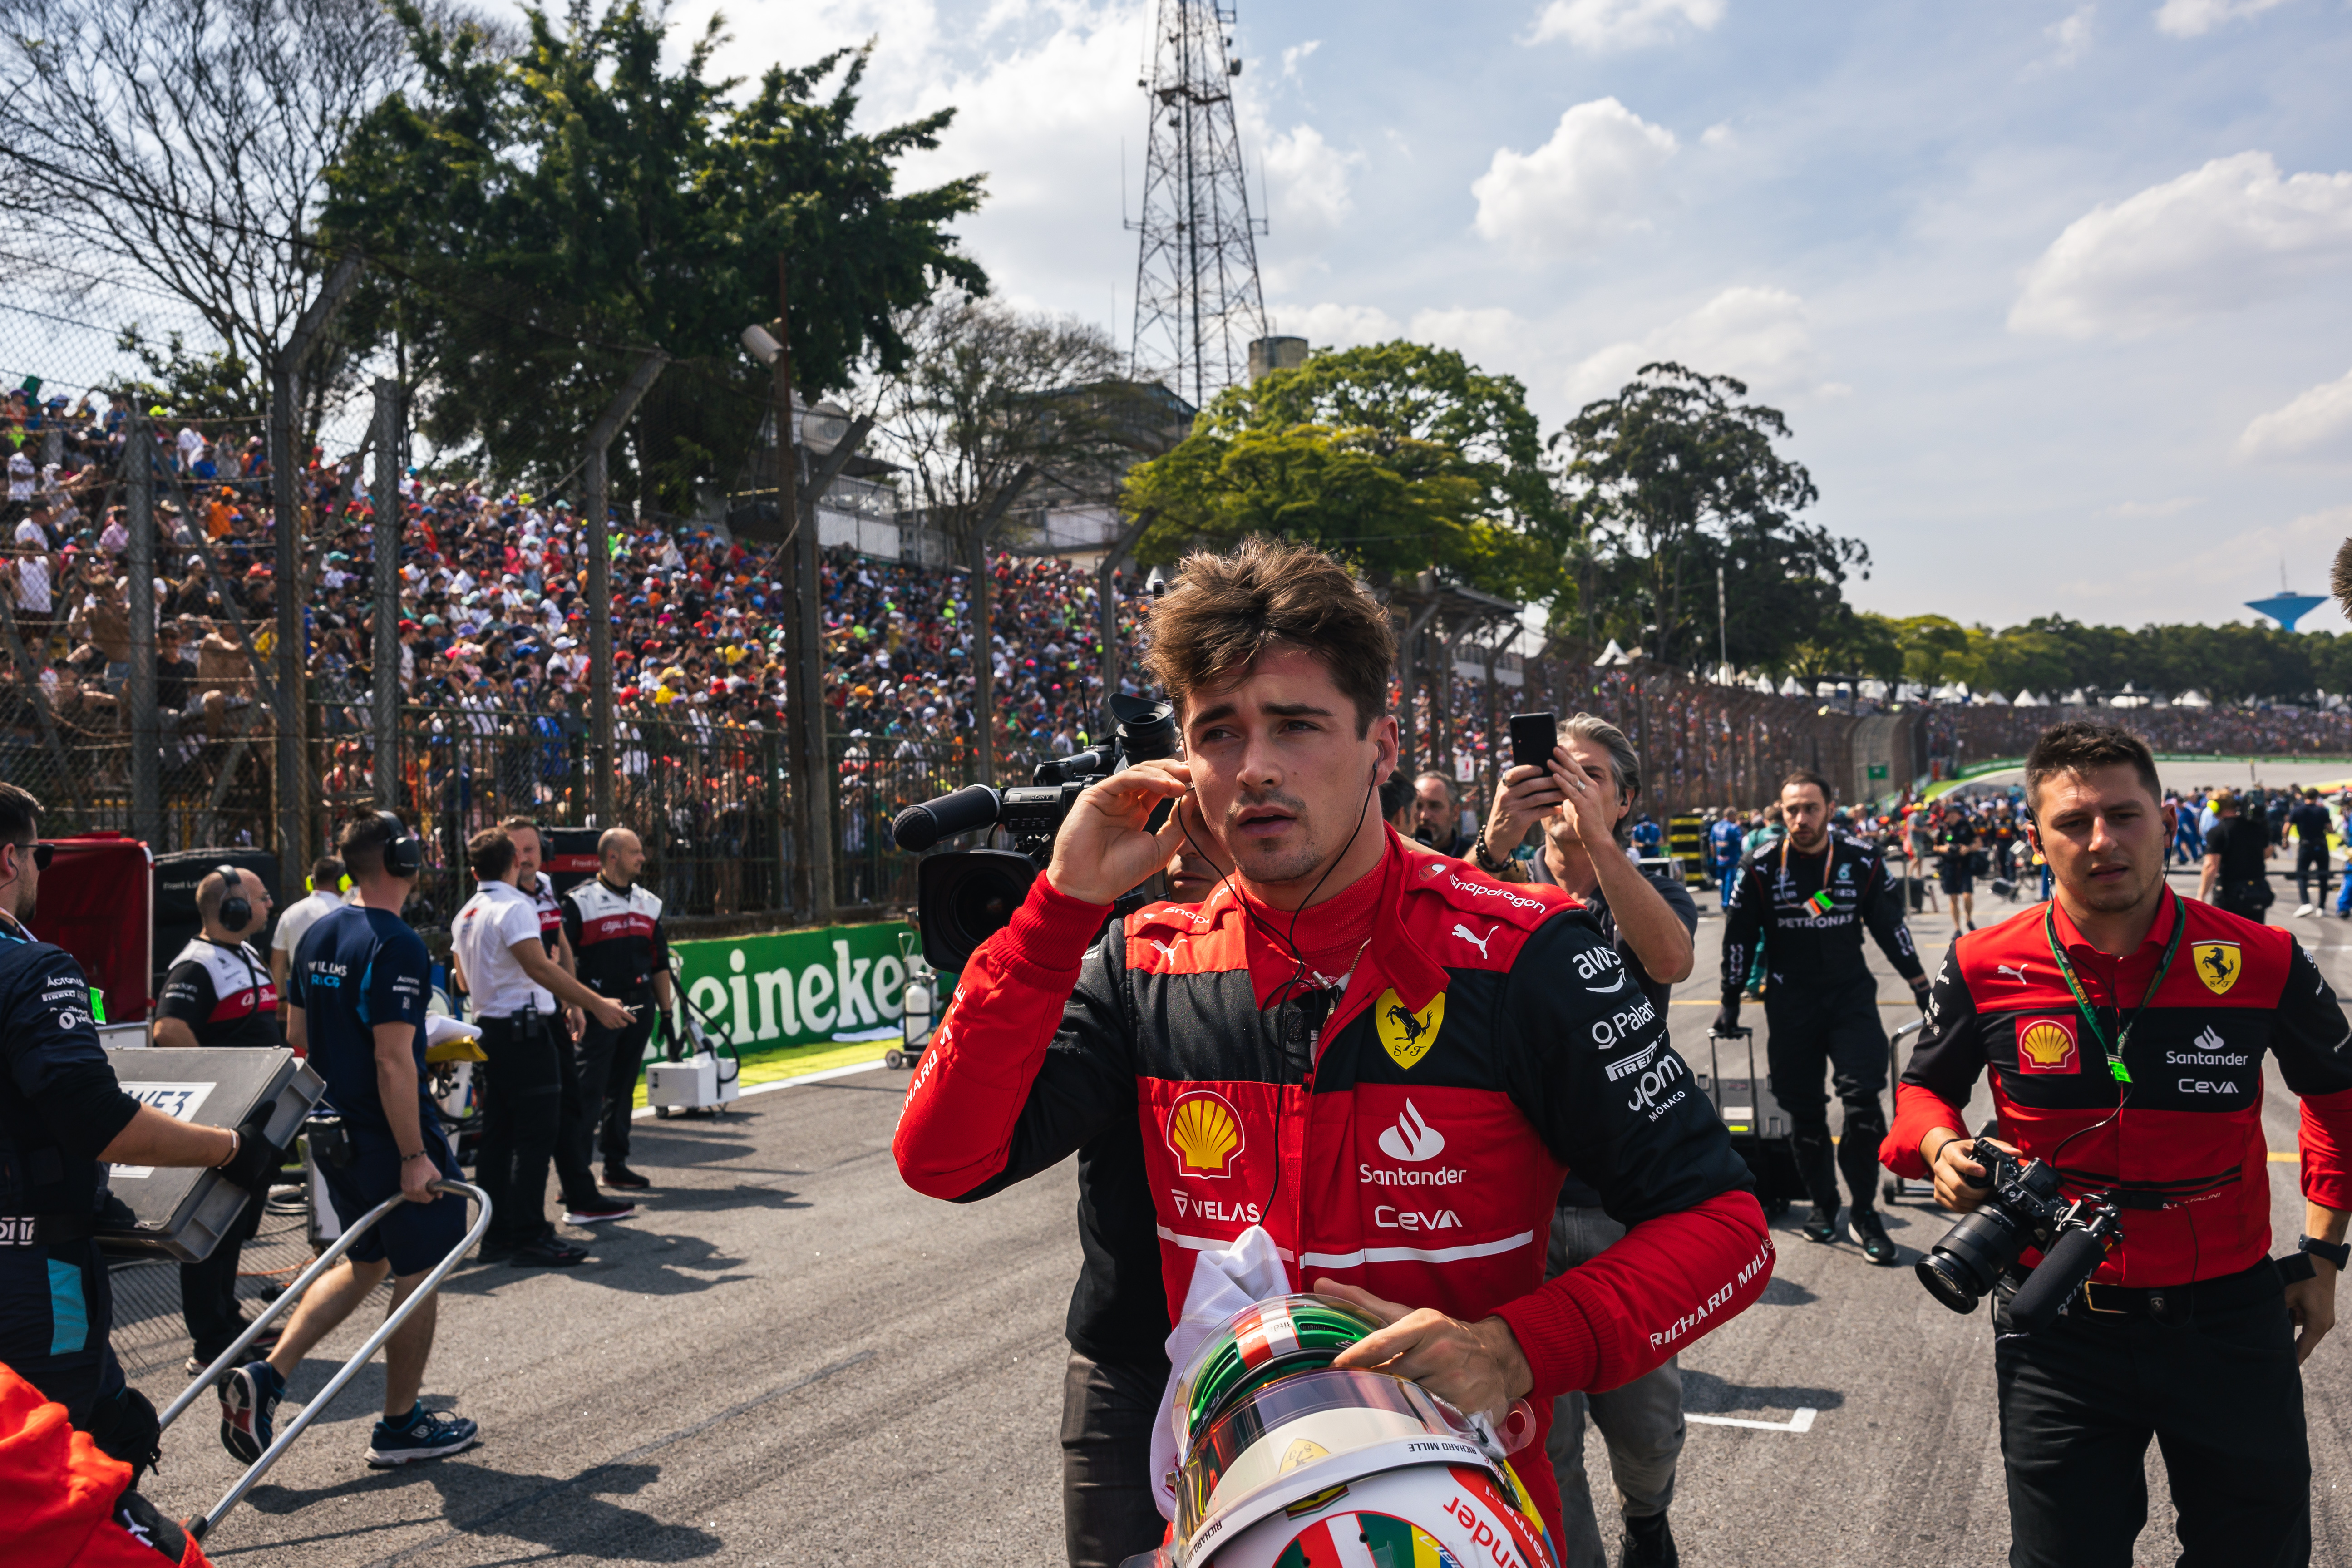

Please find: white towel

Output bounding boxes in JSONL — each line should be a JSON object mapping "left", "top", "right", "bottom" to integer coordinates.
{"left": 1148, "top": 1225, "right": 1292, "bottom": 1523}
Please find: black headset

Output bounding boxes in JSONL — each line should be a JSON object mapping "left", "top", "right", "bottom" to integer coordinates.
{"left": 377, "top": 810, "right": 422, "bottom": 878}
{"left": 213, "top": 864, "right": 252, "bottom": 933}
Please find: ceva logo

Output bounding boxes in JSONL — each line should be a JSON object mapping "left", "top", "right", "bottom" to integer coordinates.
{"left": 1376, "top": 1099, "right": 1446, "bottom": 1163}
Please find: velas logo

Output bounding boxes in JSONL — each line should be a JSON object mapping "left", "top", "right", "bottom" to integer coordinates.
{"left": 1166, "top": 1089, "right": 1244, "bottom": 1178}
{"left": 2016, "top": 1017, "right": 2078, "bottom": 1075}
{"left": 2192, "top": 941, "right": 2241, "bottom": 996}
{"left": 1376, "top": 989, "right": 1445, "bottom": 1070}
{"left": 1376, "top": 1098, "right": 1446, "bottom": 1162}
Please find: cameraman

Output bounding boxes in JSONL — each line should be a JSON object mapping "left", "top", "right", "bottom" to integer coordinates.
{"left": 0, "top": 784, "right": 283, "bottom": 1480}
{"left": 1883, "top": 723, "right": 2352, "bottom": 1568}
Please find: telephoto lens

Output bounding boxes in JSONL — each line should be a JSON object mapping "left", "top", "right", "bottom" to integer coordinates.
{"left": 2004, "top": 1223, "right": 2112, "bottom": 1335}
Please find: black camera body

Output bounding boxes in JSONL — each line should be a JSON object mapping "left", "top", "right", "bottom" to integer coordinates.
{"left": 1916, "top": 1143, "right": 2121, "bottom": 1334}
{"left": 896, "top": 695, "right": 1179, "bottom": 973}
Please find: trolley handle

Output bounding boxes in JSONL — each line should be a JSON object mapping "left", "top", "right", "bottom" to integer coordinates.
{"left": 182, "top": 1180, "right": 492, "bottom": 1543}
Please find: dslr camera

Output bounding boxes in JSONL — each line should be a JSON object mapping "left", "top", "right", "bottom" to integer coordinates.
{"left": 893, "top": 693, "right": 1178, "bottom": 972}
{"left": 1915, "top": 1140, "right": 2121, "bottom": 1335}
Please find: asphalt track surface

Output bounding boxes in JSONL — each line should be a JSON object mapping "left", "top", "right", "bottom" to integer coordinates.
{"left": 130, "top": 861, "right": 2352, "bottom": 1567}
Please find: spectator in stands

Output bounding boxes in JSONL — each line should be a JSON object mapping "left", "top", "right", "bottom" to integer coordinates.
{"left": 1410, "top": 771, "right": 1470, "bottom": 857}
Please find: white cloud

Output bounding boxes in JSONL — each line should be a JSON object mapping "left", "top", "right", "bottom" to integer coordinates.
{"left": 1273, "top": 302, "right": 1400, "bottom": 349}
{"left": 2043, "top": 5, "right": 2095, "bottom": 66}
{"left": 1280, "top": 40, "right": 1321, "bottom": 79}
{"left": 2008, "top": 152, "right": 2352, "bottom": 339}
{"left": 1527, "top": 0, "right": 1726, "bottom": 50}
{"left": 1262, "top": 124, "right": 1361, "bottom": 235}
{"left": 2236, "top": 368, "right": 2352, "bottom": 460}
{"left": 2102, "top": 495, "right": 2204, "bottom": 517}
{"left": 1470, "top": 99, "right": 1677, "bottom": 257}
{"left": 2154, "top": 0, "right": 2298, "bottom": 38}
{"left": 1408, "top": 307, "right": 1532, "bottom": 369}
{"left": 1700, "top": 121, "right": 1736, "bottom": 148}
{"left": 1561, "top": 286, "right": 1820, "bottom": 406}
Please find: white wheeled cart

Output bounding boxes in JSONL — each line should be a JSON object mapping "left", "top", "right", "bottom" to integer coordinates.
{"left": 153, "top": 1178, "right": 491, "bottom": 1544}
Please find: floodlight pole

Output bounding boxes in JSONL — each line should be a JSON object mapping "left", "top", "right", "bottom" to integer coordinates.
{"left": 370, "top": 379, "right": 404, "bottom": 811}
{"left": 126, "top": 412, "right": 159, "bottom": 847}
{"left": 968, "top": 465, "right": 1038, "bottom": 789}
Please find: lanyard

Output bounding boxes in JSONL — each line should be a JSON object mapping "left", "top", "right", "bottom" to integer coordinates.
{"left": 2041, "top": 890, "right": 2184, "bottom": 1086}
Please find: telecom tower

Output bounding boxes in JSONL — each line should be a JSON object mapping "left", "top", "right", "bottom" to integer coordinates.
{"left": 1129, "top": 0, "right": 1268, "bottom": 410}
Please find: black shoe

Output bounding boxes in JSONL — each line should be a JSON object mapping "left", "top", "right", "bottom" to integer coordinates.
{"left": 602, "top": 1164, "right": 652, "bottom": 1190}
{"left": 507, "top": 1237, "right": 589, "bottom": 1267}
{"left": 1849, "top": 1207, "right": 1899, "bottom": 1265}
{"left": 1620, "top": 1509, "right": 1679, "bottom": 1567}
{"left": 1800, "top": 1204, "right": 1840, "bottom": 1244}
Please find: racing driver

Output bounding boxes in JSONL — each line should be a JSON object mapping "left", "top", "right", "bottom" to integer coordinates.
{"left": 895, "top": 538, "right": 1773, "bottom": 1548}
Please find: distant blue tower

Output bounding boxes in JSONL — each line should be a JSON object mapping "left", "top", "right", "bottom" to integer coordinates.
{"left": 2247, "top": 592, "right": 2327, "bottom": 631}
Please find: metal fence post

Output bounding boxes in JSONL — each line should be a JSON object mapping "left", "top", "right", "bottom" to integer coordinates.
{"left": 269, "top": 251, "right": 365, "bottom": 869}
{"left": 583, "top": 351, "right": 669, "bottom": 830}
{"left": 126, "top": 412, "right": 159, "bottom": 848}
{"left": 370, "top": 379, "right": 403, "bottom": 811}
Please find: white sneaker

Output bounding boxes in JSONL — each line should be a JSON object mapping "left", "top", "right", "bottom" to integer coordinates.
{"left": 2298, "top": 903, "right": 2317, "bottom": 917}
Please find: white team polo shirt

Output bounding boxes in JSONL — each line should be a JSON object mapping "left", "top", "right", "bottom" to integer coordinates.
{"left": 453, "top": 880, "right": 554, "bottom": 1019}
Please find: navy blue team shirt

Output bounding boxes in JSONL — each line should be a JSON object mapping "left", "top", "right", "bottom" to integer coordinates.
{"left": 289, "top": 905, "right": 431, "bottom": 1132}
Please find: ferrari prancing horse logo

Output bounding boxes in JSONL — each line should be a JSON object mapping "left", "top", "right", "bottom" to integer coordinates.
{"left": 2192, "top": 941, "right": 2240, "bottom": 996}
{"left": 1376, "top": 988, "right": 1445, "bottom": 1070}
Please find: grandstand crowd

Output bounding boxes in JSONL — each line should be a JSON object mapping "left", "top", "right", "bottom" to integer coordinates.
{"left": 10, "top": 387, "right": 2352, "bottom": 841}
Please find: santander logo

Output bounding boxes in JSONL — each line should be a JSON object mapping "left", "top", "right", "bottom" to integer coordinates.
{"left": 1376, "top": 1099, "right": 1446, "bottom": 1163}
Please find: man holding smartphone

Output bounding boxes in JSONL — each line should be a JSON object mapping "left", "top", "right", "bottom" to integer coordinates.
{"left": 1479, "top": 715, "right": 1698, "bottom": 1568}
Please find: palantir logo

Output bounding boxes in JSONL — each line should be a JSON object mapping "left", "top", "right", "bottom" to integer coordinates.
{"left": 1376, "top": 1099, "right": 1446, "bottom": 1163}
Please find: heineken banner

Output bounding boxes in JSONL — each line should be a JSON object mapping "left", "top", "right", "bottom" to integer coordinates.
{"left": 671, "top": 921, "right": 916, "bottom": 1053}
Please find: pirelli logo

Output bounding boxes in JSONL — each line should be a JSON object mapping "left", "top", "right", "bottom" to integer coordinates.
{"left": 1605, "top": 1042, "right": 1659, "bottom": 1082}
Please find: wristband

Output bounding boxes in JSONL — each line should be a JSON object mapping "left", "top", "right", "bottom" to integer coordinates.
{"left": 2300, "top": 1234, "right": 2351, "bottom": 1271}
{"left": 1926, "top": 1134, "right": 1961, "bottom": 1169}
{"left": 401, "top": 1149, "right": 431, "bottom": 1164}
{"left": 1472, "top": 826, "right": 1507, "bottom": 875}
{"left": 213, "top": 1130, "right": 240, "bottom": 1169}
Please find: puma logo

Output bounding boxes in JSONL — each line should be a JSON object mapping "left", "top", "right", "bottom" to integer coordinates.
{"left": 1451, "top": 922, "right": 1497, "bottom": 959}
{"left": 1996, "top": 963, "right": 2031, "bottom": 986}
{"left": 1148, "top": 938, "right": 1186, "bottom": 963}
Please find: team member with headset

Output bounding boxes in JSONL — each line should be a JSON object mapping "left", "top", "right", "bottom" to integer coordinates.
{"left": 560, "top": 828, "right": 673, "bottom": 1193}
{"left": 1716, "top": 768, "right": 1928, "bottom": 1263}
{"left": 220, "top": 810, "right": 479, "bottom": 1469}
{"left": 452, "top": 827, "right": 631, "bottom": 1268}
{"left": 0, "top": 784, "right": 286, "bottom": 1481}
{"left": 1884, "top": 723, "right": 2352, "bottom": 1567}
{"left": 269, "top": 854, "right": 346, "bottom": 1016}
{"left": 153, "top": 866, "right": 282, "bottom": 1372}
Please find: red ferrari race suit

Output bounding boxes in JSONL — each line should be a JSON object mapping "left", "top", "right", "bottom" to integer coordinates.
{"left": 0, "top": 1361, "right": 212, "bottom": 1568}
{"left": 1882, "top": 890, "right": 2352, "bottom": 1283}
{"left": 895, "top": 828, "right": 1773, "bottom": 1544}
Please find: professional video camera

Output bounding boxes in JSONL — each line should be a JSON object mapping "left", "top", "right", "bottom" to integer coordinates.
{"left": 1915, "top": 1141, "right": 2121, "bottom": 1335}
{"left": 893, "top": 693, "right": 1179, "bottom": 973}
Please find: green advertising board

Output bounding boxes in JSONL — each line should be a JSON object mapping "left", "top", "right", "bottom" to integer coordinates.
{"left": 671, "top": 920, "right": 916, "bottom": 1065}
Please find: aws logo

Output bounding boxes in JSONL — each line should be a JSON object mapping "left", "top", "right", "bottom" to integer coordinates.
{"left": 1376, "top": 989, "right": 1445, "bottom": 1070}
{"left": 2016, "top": 1017, "right": 2078, "bottom": 1075}
{"left": 1167, "top": 1089, "right": 1245, "bottom": 1178}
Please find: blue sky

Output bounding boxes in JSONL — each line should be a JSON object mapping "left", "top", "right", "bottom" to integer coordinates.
{"left": 668, "top": 0, "right": 2352, "bottom": 633}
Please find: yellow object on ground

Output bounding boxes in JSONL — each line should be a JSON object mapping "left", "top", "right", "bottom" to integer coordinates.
{"left": 631, "top": 1036, "right": 896, "bottom": 1108}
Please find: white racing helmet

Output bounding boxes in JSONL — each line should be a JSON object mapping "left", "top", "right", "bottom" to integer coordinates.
{"left": 1126, "top": 1296, "right": 1561, "bottom": 1568}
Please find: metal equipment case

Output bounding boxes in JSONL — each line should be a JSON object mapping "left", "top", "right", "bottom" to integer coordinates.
{"left": 1691, "top": 1027, "right": 1804, "bottom": 1215}
{"left": 99, "top": 1045, "right": 325, "bottom": 1261}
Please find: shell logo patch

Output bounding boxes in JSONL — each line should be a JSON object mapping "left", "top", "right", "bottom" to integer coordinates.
{"left": 2016, "top": 1017, "right": 2078, "bottom": 1075}
{"left": 2193, "top": 941, "right": 2241, "bottom": 996}
{"left": 1376, "top": 988, "right": 1445, "bottom": 1070}
{"left": 1167, "top": 1089, "right": 1244, "bottom": 1178}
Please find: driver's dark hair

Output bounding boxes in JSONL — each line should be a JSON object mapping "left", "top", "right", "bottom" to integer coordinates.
{"left": 1143, "top": 538, "right": 1395, "bottom": 735}
{"left": 2025, "top": 720, "right": 2160, "bottom": 808}
{"left": 337, "top": 811, "right": 393, "bottom": 879}
{"left": 1780, "top": 767, "right": 1833, "bottom": 803}
{"left": 0, "top": 782, "right": 39, "bottom": 844}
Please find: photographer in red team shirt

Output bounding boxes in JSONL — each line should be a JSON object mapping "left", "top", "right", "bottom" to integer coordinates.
{"left": 894, "top": 539, "right": 1771, "bottom": 1553}
{"left": 1883, "top": 721, "right": 2352, "bottom": 1568}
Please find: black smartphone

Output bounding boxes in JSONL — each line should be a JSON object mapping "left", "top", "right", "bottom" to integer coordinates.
{"left": 1508, "top": 712, "right": 1557, "bottom": 770}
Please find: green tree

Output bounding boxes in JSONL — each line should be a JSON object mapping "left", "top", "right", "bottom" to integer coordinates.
{"left": 319, "top": 0, "right": 986, "bottom": 509}
{"left": 1122, "top": 342, "right": 1561, "bottom": 599}
{"left": 1553, "top": 363, "right": 1854, "bottom": 671}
